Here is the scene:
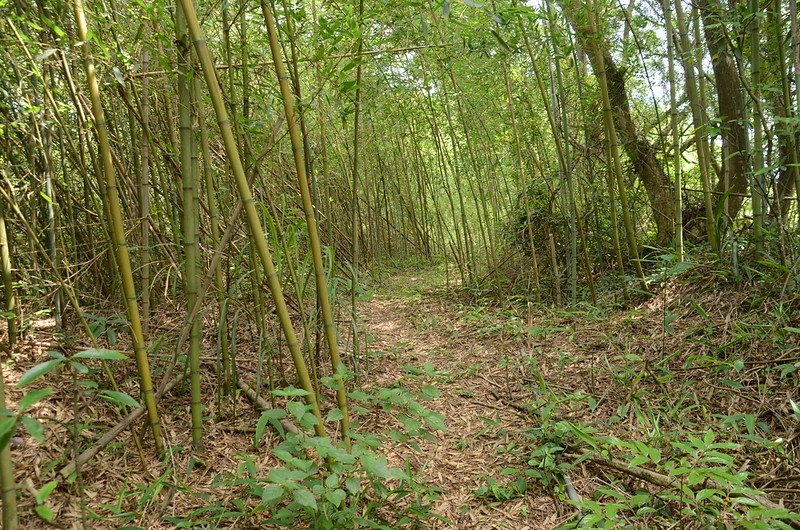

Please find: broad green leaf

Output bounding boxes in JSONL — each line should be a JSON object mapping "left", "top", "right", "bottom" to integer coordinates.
{"left": 19, "top": 388, "right": 53, "bottom": 412}
{"left": 695, "top": 489, "right": 722, "bottom": 502}
{"left": 298, "top": 412, "right": 319, "bottom": 429}
{"left": 71, "top": 362, "right": 89, "bottom": 374}
{"left": 269, "top": 466, "right": 308, "bottom": 484}
{"left": 99, "top": 390, "right": 140, "bottom": 409}
{"left": 731, "top": 497, "right": 762, "bottom": 507}
{"left": 424, "top": 412, "right": 446, "bottom": 431}
{"left": 326, "top": 407, "right": 344, "bottom": 422}
{"left": 287, "top": 401, "right": 307, "bottom": 421}
{"left": 328, "top": 445, "right": 356, "bottom": 465}
{"left": 72, "top": 348, "right": 127, "bottom": 361}
{"left": 361, "top": 453, "right": 406, "bottom": 480}
{"left": 630, "top": 493, "right": 651, "bottom": 506}
{"left": 35, "top": 504, "right": 54, "bottom": 522}
{"left": 0, "top": 417, "right": 17, "bottom": 451}
{"left": 255, "top": 411, "right": 271, "bottom": 447}
{"left": 18, "top": 358, "right": 64, "bottom": 387}
{"left": 293, "top": 487, "right": 318, "bottom": 511}
{"left": 325, "top": 488, "right": 346, "bottom": 507}
{"left": 744, "top": 414, "right": 756, "bottom": 435}
{"left": 36, "top": 480, "right": 58, "bottom": 504}
{"left": 398, "top": 415, "right": 422, "bottom": 433}
{"left": 261, "top": 484, "right": 283, "bottom": 505}
{"left": 324, "top": 473, "right": 340, "bottom": 489}
{"left": 347, "top": 390, "right": 370, "bottom": 401}
{"left": 345, "top": 476, "right": 361, "bottom": 494}
{"left": 21, "top": 416, "right": 44, "bottom": 442}
{"left": 420, "top": 385, "right": 441, "bottom": 400}
{"left": 272, "top": 387, "right": 309, "bottom": 397}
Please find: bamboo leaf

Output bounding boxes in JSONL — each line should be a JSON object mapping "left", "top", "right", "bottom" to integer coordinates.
{"left": 36, "top": 480, "right": 58, "bottom": 504}
{"left": 99, "top": 390, "right": 140, "bottom": 409}
{"left": 19, "top": 388, "right": 53, "bottom": 412}
{"left": 72, "top": 348, "right": 127, "bottom": 361}
{"left": 35, "top": 504, "right": 54, "bottom": 522}
{"left": 21, "top": 416, "right": 44, "bottom": 442}
{"left": 17, "top": 359, "right": 64, "bottom": 387}
{"left": 0, "top": 417, "right": 17, "bottom": 451}
{"left": 34, "top": 48, "right": 58, "bottom": 61}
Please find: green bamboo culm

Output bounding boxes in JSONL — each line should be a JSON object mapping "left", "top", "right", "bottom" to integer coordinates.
{"left": 259, "top": 0, "right": 352, "bottom": 448}
{"left": 350, "top": 0, "right": 365, "bottom": 385}
{"left": 176, "top": 0, "right": 203, "bottom": 449}
{"left": 662, "top": 0, "right": 684, "bottom": 261}
{"left": 71, "top": 0, "right": 164, "bottom": 454}
{"left": 176, "top": 0, "right": 328, "bottom": 437}
{"left": 0, "top": 362, "right": 18, "bottom": 530}
{"left": 748, "top": 0, "right": 764, "bottom": 255}
{"left": 585, "top": 0, "right": 647, "bottom": 292}
{"left": 672, "top": 0, "right": 717, "bottom": 252}
{"left": 0, "top": 204, "right": 16, "bottom": 349}
{"left": 196, "top": 76, "right": 231, "bottom": 397}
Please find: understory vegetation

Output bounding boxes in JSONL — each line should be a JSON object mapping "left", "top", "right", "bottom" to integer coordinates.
{"left": 1, "top": 0, "right": 799, "bottom": 527}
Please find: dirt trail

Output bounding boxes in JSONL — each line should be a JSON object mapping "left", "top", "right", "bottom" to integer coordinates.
{"left": 358, "top": 274, "right": 566, "bottom": 529}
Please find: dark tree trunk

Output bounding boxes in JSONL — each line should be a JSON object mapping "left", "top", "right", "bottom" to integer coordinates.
{"left": 696, "top": 0, "right": 750, "bottom": 219}
{"left": 563, "top": 0, "right": 676, "bottom": 246}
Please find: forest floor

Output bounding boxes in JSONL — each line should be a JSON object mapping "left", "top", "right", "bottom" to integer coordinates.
{"left": 358, "top": 270, "right": 568, "bottom": 529}
{"left": 4, "top": 262, "right": 799, "bottom": 529}
{"left": 355, "top": 263, "right": 799, "bottom": 529}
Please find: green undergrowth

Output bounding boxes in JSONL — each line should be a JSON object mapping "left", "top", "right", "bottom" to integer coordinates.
{"left": 116, "top": 381, "right": 445, "bottom": 529}
{"left": 446, "top": 255, "right": 800, "bottom": 528}
{"left": 365, "top": 259, "right": 451, "bottom": 300}
{"left": 11, "top": 352, "right": 447, "bottom": 529}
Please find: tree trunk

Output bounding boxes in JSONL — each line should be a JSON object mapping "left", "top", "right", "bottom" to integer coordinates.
{"left": 696, "top": 0, "right": 750, "bottom": 220}
{"left": 562, "top": 0, "right": 675, "bottom": 247}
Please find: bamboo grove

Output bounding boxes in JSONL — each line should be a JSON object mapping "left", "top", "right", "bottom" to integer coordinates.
{"left": 0, "top": 0, "right": 799, "bottom": 525}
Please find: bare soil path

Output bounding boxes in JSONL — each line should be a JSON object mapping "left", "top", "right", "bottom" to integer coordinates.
{"left": 358, "top": 271, "right": 567, "bottom": 529}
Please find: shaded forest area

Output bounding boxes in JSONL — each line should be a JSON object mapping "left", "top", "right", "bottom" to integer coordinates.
{"left": 0, "top": 0, "right": 799, "bottom": 527}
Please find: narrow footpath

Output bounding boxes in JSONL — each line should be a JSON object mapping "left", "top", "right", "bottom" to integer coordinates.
{"left": 357, "top": 272, "right": 568, "bottom": 529}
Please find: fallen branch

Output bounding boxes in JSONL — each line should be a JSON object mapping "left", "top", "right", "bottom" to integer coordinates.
{"left": 487, "top": 388, "right": 532, "bottom": 415}
{"left": 59, "top": 375, "right": 182, "bottom": 478}
{"left": 237, "top": 380, "right": 299, "bottom": 435}
{"left": 567, "top": 450, "right": 800, "bottom": 528}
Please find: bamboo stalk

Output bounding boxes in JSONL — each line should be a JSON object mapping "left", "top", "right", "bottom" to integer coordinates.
{"left": 196, "top": 77, "right": 231, "bottom": 397}
{"left": 71, "top": 0, "right": 164, "bottom": 454}
{"left": 139, "top": 46, "right": 152, "bottom": 334}
{"left": 176, "top": 0, "right": 203, "bottom": 449}
{"left": 586, "top": 0, "right": 647, "bottom": 292}
{"left": 0, "top": 362, "right": 18, "bottom": 530}
{"left": 749, "top": 0, "right": 764, "bottom": 254}
{"left": 258, "top": 0, "right": 352, "bottom": 447}
{"left": 0, "top": 205, "right": 16, "bottom": 349}
{"left": 663, "top": 0, "right": 683, "bottom": 260}
{"left": 176, "top": 0, "right": 327, "bottom": 438}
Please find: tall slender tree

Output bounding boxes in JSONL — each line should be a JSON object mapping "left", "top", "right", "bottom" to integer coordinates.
{"left": 71, "top": 0, "right": 164, "bottom": 453}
